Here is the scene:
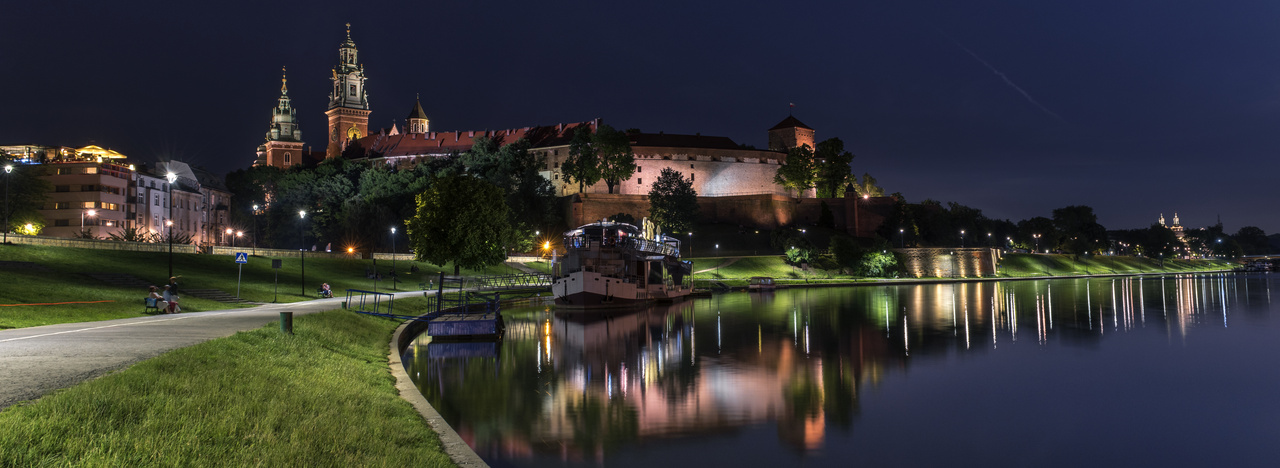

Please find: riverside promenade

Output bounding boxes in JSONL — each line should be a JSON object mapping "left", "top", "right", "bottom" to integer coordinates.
{"left": 0, "top": 292, "right": 426, "bottom": 410}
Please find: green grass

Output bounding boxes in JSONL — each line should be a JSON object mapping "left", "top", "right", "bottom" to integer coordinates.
{"left": 997, "top": 254, "right": 1234, "bottom": 277}
{"left": 0, "top": 243, "right": 520, "bottom": 329}
{"left": 0, "top": 310, "right": 454, "bottom": 467}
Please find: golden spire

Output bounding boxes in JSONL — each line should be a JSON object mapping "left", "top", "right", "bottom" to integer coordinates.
{"left": 280, "top": 66, "right": 288, "bottom": 94}
{"left": 345, "top": 22, "right": 351, "bottom": 39}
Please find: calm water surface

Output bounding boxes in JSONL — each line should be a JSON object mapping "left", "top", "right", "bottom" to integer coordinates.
{"left": 405, "top": 274, "right": 1280, "bottom": 467}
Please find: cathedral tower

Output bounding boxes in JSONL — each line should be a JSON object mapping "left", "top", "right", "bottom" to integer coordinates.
{"left": 406, "top": 95, "right": 429, "bottom": 134}
{"left": 326, "top": 23, "right": 371, "bottom": 159}
{"left": 255, "top": 67, "right": 305, "bottom": 169}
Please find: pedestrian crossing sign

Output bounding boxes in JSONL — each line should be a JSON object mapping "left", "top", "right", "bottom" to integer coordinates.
{"left": 235, "top": 252, "right": 249, "bottom": 264}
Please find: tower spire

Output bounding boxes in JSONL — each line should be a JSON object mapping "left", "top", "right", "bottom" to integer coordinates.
{"left": 281, "top": 66, "right": 288, "bottom": 94}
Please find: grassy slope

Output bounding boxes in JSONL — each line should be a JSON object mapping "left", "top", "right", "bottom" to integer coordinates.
{"left": 0, "top": 310, "right": 454, "bottom": 467}
{"left": 0, "top": 243, "right": 517, "bottom": 329}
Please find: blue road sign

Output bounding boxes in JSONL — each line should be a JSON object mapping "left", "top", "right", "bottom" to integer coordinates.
{"left": 235, "top": 252, "right": 249, "bottom": 264}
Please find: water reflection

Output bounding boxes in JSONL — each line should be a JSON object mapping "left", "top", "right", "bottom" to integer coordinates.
{"left": 405, "top": 273, "right": 1274, "bottom": 467}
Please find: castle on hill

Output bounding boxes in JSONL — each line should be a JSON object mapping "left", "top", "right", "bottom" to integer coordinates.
{"left": 252, "top": 25, "right": 888, "bottom": 233}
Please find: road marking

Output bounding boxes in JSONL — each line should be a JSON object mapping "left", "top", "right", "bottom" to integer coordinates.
{"left": 0, "top": 311, "right": 240, "bottom": 343}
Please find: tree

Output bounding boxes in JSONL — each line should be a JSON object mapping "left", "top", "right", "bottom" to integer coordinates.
{"left": 407, "top": 175, "right": 512, "bottom": 275}
{"left": 1017, "top": 216, "right": 1059, "bottom": 252}
{"left": 1052, "top": 205, "right": 1107, "bottom": 259}
{"left": 462, "top": 137, "right": 559, "bottom": 251}
{"left": 647, "top": 168, "right": 699, "bottom": 233}
{"left": 813, "top": 138, "right": 855, "bottom": 198}
{"left": 852, "top": 173, "right": 885, "bottom": 197}
{"left": 1, "top": 164, "right": 51, "bottom": 235}
{"left": 774, "top": 144, "right": 815, "bottom": 195}
{"left": 595, "top": 124, "right": 637, "bottom": 194}
{"left": 1233, "top": 226, "right": 1270, "bottom": 255}
{"left": 562, "top": 127, "right": 601, "bottom": 193}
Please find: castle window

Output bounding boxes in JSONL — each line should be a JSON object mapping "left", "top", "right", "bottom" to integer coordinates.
{"left": 690, "top": 164, "right": 694, "bottom": 169}
{"left": 691, "top": 173, "right": 695, "bottom": 181}
{"left": 638, "top": 178, "right": 642, "bottom": 185}
{"left": 349, "top": 85, "right": 356, "bottom": 96}
{"left": 638, "top": 166, "right": 642, "bottom": 172}
{"left": 284, "top": 153, "right": 292, "bottom": 163}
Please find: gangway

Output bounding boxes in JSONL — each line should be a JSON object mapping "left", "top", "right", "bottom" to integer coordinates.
{"left": 472, "top": 272, "right": 552, "bottom": 291}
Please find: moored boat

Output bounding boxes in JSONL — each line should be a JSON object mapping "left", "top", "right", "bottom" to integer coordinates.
{"left": 552, "top": 219, "right": 693, "bottom": 308}
{"left": 747, "top": 276, "right": 776, "bottom": 292}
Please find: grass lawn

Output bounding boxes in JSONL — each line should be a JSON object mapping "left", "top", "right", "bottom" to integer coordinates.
{"left": 0, "top": 243, "right": 518, "bottom": 329}
{"left": 998, "top": 254, "right": 1234, "bottom": 277}
{"left": 0, "top": 310, "right": 454, "bottom": 467}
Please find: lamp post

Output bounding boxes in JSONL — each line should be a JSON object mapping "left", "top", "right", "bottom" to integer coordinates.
{"left": 251, "top": 204, "right": 259, "bottom": 256}
{"left": 960, "top": 229, "right": 965, "bottom": 248}
{"left": 390, "top": 226, "right": 397, "bottom": 290}
{"left": 1033, "top": 233, "right": 1041, "bottom": 254}
{"left": 299, "top": 210, "right": 306, "bottom": 297}
{"left": 235, "top": 231, "right": 243, "bottom": 248}
{"left": 80, "top": 209, "right": 97, "bottom": 237}
{"left": 899, "top": 228, "right": 904, "bottom": 249}
{"left": 167, "top": 172, "right": 177, "bottom": 280}
{"left": 225, "top": 227, "right": 233, "bottom": 247}
{"left": 3, "top": 164, "right": 11, "bottom": 244}
{"left": 987, "top": 232, "right": 992, "bottom": 247}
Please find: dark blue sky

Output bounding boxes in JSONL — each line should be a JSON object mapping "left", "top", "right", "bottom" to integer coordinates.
{"left": 7, "top": 1, "right": 1278, "bottom": 232}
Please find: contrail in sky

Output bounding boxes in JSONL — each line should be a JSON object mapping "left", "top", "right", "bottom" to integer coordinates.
{"left": 938, "top": 29, "right": 1066, "bottom": 123}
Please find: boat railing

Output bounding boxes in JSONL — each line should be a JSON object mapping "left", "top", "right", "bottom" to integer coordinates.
{"left": 561, "top": 234, "right": 680, "bottom": 258}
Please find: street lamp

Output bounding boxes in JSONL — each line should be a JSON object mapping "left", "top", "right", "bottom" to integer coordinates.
{"left": 235, "top": 231, "right": 243, "bottom": 248}
{"left": 167, "top": 172, "right": 177, "bottom": 281}
{"left": 250, "top": 203, "right": 259, "bottom": 256}
{"left": 960, "top": 229, "right": 965, "bottom": 248}
{"left": 80, "top": 209, "right": 97, "bottom": 237}
{"left": 299, "top": 210, "right": 306, "bottom": 297}
{"left": 3, "top": 164, "right": 11, "bottom": 244}
{"left": 899, "top": 228, "right": 904, "bottom": 249}
{"left": 390, "top": 226, "right": 397, "bottom": 290}
{"left": 225, "top": 227, "right": 233, "bottom": 246}
{"left": 987, "top": 232, "right": 992, "bottom": 247}
{"left": 1033, "top": 233, "right": 1041, "bottom": 254}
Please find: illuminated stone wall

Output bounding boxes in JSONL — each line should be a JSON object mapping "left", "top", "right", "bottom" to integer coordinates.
{"left": 565, "top": 193, "right": 896, "bottom": 235}
{"left": 895, "top": 248, "right": 1002, "bottom": 278}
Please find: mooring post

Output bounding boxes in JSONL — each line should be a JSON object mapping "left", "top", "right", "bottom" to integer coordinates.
{"left": 280, "top": 311, "right": 293, "bottom": 335}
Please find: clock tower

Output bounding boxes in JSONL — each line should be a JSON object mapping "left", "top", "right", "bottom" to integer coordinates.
{"left": 326, "top": 23, "right": 371, "bottom": 159}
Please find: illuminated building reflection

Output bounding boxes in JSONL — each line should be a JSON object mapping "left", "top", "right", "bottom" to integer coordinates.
{"left": 405, "top": 273, "right": 1272, "bottom": 466}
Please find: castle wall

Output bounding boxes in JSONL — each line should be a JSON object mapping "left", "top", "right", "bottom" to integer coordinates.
{"left": 895, "top": 248, "right": 1002, "bottom": 278}
{"left": 565, "top": 193, "right": 897, "bottom": 236}
{"left": 544, "top": 145, "right": 788, "bottom": 198}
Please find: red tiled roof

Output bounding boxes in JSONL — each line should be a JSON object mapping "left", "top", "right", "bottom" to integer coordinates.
{"left": 769, "top": 115, "right": 812, "bottom": 131}
{"left": 353, "top": 119, "right": 600, "bottom": 158}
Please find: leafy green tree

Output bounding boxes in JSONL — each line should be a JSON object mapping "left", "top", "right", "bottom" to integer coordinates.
{"left": 1233, "top": 226, "right": 1271, "bottom": 255}
{"left": 1052, "top": 205, "right": 1107, "bottom": 259}
{"left": 594, "top": 124, "right": 636, "bottom": 194}
{"left": 647, "top": 168, "right": 698, "bottom": 233}
{"left": 774, "top": 144, "right": 815, "bottom": 195}
{"left": 852, "top": 173, "right": 885, "bottom": 197}
{"left": 2, "top": 163, "right": 51, "bottom": 235}
{"left": 813, "top": 138, "right": 855, "bottom": 198}
{"left": 408, "top": 175, "right": 512, "bottom": 275}
{"left": 1143, "top": 223, "right": 1180, "bottom": 260}
{"left": 225, "top": 165, "right": 283, "bottom": 244}
{"left": 562, "top": 127, "right": 601, "bottom": 193}
{"left": 1017, "top": 216, "right": 1059, "bottom": 252}
{"left": 462, "top": 137, "right": 559, "bottom": 251}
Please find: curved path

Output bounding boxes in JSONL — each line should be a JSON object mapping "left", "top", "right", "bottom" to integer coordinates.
{"left": 0, "top": 292, "right": 426, "bottom": 410}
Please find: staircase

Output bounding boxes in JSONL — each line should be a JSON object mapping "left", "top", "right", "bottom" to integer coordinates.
{"left": 86, "top": 273, "right": 152, "bottom": 288}
{"left": 183, "top": 289, "right": 257, "bottom": 305}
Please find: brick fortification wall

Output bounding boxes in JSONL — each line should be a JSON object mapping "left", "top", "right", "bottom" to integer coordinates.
{"left": 565, "top": 193, "right": 897, "bottom": 236}
{"left": 896, "top": 248, "right": 1002, "bottom": 278}
{"left": 545, "top": 145, "right": 787, "bottom": 198}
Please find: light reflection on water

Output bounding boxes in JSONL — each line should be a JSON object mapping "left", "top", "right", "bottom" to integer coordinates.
{"left": 405, "top": 273, "right": 1277, "bottom": 467}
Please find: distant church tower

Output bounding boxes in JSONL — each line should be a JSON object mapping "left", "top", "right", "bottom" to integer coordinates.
{"left": 255, "top": 67, "right": 304, "bottom": 169}
{"left": 768, "top": 115, "right": 815, "bottom": 151}
{"left": 406, "top": 96, "right": 429, "bottom": 134}
{"left": 326, "top": 23, "right": 371, "bottom": 159}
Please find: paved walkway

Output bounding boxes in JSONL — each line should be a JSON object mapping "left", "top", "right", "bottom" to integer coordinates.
{"left": 0, "top": 290, "right": 430, "bottom": 410}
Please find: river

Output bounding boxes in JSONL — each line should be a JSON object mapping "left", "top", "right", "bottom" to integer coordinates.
{"left": 404, "top": 273, "right": 1279, "bottom": 467}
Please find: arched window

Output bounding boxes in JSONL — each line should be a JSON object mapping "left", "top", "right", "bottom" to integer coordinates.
{"left": 284, "top": 152, "right": 291, "bottom": 164}
{"left": 349, "top": 85, "right": 356, "bottom": 96}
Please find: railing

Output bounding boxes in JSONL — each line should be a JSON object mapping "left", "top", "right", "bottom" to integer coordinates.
{"left": 563, "top": 235, "right": 681, "bottom": 258}
{"left": 473, "top": 273, "right": 552, "bottom": 291}
{"left": 4, "top": 234, "right": 198, "bottom": 253}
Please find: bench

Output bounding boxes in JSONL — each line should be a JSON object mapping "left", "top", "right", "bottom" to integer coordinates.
{"left": 317, "top": 288, "right": 333, "bottom": 298}
{"left": 144, "top": 297, "right": 160, "bottom": 313}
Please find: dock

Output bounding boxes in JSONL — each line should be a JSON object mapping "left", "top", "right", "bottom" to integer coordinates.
{"left": 426, "top": 312, "right": 503, "bottom": 338}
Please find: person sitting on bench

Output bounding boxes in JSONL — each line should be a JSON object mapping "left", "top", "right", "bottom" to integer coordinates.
{"left": 320, "top": 282, "right": 333, "bottom": 298}
{"left": 148, "top": 286, "right": 167, "bottom": 313}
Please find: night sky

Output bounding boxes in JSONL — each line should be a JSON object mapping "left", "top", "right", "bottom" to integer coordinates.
{"left": 7, "top": 1, "right": 1278, "bottom": 232}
